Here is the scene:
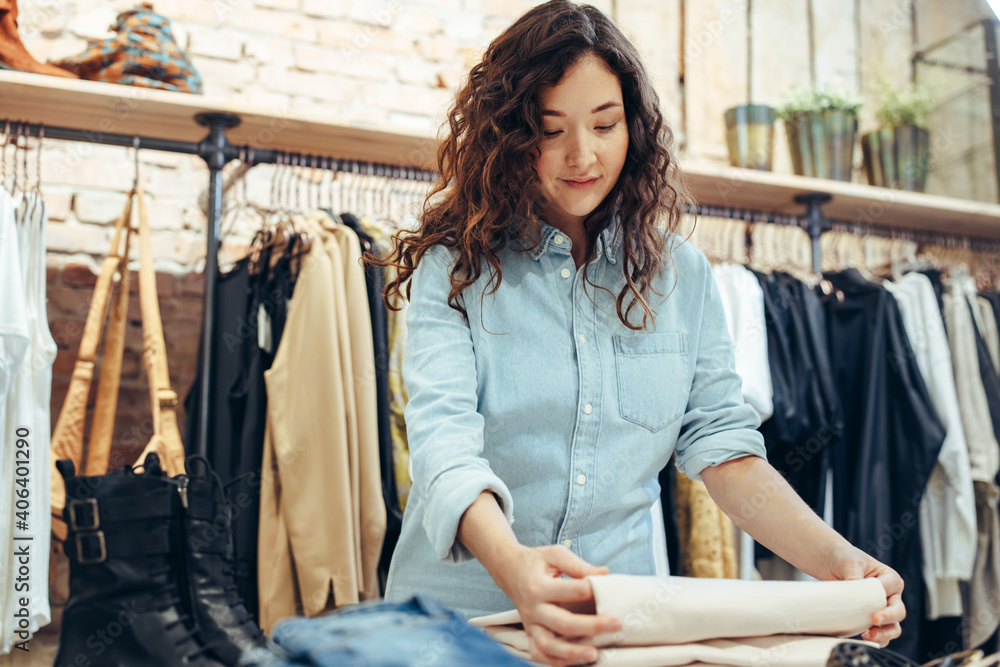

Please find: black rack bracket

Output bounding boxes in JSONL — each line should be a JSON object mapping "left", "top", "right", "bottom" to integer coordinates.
{"left": 795, "top": 193, "right": 833, "bottom": 275}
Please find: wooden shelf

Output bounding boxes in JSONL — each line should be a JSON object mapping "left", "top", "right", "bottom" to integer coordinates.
{"left": 683, "top": 163, "right": 1000, "bottom": 240}
{"left": 0, "top": 70, "right": 438, "bottom": 169}
{"left": 2, "top": 71, "right": 999, "bottom": 238}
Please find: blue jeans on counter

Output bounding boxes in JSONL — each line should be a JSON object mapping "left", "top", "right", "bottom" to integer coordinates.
{"left": 239, "top": 595, "right": 529, "bottom": 667}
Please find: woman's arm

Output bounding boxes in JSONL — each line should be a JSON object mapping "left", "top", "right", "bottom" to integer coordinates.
{"left": 700, "top": 455, "right": 905, "bottom": 646}
{"left": 458, "top": 492, "right": 622, "bottom": 667}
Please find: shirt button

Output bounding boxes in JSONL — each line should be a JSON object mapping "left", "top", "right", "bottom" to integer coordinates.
{"left": 584, "top": 402, "right": 593, "bottom": 415}
{"left": 577, "top": 473, "right": 587, "bottom": 486}
{"left": 579, "top": 334, "right": 587, "bottom": 345}
{"left": 562, "top": 539, "right": 573, "bottom": 548}
{"left": 554, "top": 234, "right": 565, "bottom": 245}
{"left": 560, "top": 268, "right": 571, "bottom": 279}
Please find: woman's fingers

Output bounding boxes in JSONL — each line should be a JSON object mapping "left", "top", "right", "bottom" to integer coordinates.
{"left": 545, "top": 544, "right": 610, "bottom": 579}
{"left": 872, "top": 592, "right": 906, "bottom": 627}
{"left": 535, "top": 601, "right": 621, "bottom": 639}
{"left": 527, "top": 623, "right": 599, "bottom": 666}
{"left": 862, "top": 622, "right": 902, "bottom": 647}
{"left": 540, "top": 576, "right": 597, "bottom": 604}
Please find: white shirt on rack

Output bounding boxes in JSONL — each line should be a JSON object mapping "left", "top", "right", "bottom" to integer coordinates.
{"left": 886, "top": 272, "right": 976, "bottom": 619}
{"left": 0, "top": 189, "right": 31, "bottom": 654}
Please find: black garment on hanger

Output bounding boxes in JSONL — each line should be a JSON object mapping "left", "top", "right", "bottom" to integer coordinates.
{"left": 335, "top": 211, "right": 403, "bottom": 592}
{"left": 754, "top": 272, "right": 839, "bottom": 514}
{"left": 226, "top": 249, "right": 296, "bottom": 622}
{"left": 970, "top": 301, "right": 1000, "bottom": 448}
{"left": 658, "top": 459, "right": 682, "bottom": 577}
{"left": 824, "top": 269, "right": 945, "bottom": 661}
{"left": 184, "top": 257, "right": 250, "bottom": 472}
{"left": 921, "top": 269, "right": 946, "bottom": 319}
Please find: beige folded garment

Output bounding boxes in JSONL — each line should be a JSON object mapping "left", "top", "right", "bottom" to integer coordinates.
{"left": 470, "top": 575, "right": 884, "bottom": 667}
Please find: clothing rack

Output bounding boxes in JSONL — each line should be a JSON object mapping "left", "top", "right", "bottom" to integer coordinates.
{"left": 3, "top": 113, "right": 437, "bottom": 459}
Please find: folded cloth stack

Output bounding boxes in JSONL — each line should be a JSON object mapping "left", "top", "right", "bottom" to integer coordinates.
{"left": 469, "top": 574, "right": 886, "bottom": 667}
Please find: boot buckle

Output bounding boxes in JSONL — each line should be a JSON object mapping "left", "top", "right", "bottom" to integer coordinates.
{"left": 68, "top": 498, "right": 100, "bottom": 531}
{"left": 75, "top": 532, "right": 107, "bottom": 564}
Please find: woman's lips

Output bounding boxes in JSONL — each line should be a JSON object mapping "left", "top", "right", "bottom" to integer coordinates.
{"left": 561, "top": 177, "right": 599, "bottom": 190}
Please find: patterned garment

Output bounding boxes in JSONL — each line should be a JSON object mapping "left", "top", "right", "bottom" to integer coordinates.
{"left": 50, "top": 4, "right": 202, "bottom": 94}
{"left": 674, "top": 468, "right": 738, "bottom": 579}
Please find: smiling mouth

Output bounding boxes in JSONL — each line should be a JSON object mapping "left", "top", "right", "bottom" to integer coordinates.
{"left": 562, "top": 177, "right": 599, "bottom": 190}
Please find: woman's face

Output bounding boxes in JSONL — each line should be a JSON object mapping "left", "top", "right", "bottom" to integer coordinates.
{"left": 534, "top": 53, "right": 629, "bottom": 231}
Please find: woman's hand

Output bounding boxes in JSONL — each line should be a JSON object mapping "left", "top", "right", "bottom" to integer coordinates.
{"left": 494, "top": 545, "right": 621, "bottom": 667}
{"left": 823, "top": 545, "right": 906, "bottom": 647}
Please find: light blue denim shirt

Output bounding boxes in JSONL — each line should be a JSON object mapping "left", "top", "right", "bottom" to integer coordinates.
{"left": 383, "top": 220, "right": 766, "bottom": 618}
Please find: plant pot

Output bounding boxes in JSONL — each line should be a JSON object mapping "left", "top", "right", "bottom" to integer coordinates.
{"left": 894, "top": 125, "right": 930, "bottom": 192}
{"left": 724, "top": 104, "right": 776, "bottom": 171}
{"left": 861, "top": 125, "right": 930, "bottom": 192}
{"left": 861, "top": 129, "right": 896, "bottom": 188}
{"left": 784, "top": 110, "right": 858, "bottom": 182}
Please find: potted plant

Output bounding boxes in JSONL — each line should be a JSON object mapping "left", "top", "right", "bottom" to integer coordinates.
{"left": 862, "top": 83, "right": 935, "bottom": 192}
{"left": 724, "top": 104, "right": 777, "bottom": 171}
{"left": 777, "top": 86, "right": 863, "bottom": 182}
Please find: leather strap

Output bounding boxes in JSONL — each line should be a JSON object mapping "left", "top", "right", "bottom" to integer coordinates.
{"left": 186, "top": 496, "right": 220, "bottom": 522}
{"left": 50, "top": 195, "right": 134, "bottom": 540}
{"left": 65, "top": 488, "right": 176, "bottom": 529}
{"left": 85, "top": 227, "right": 131, "bottom": 475}
{"left": 65, "top": 524, "right": 174, "bottom": 563}
{"left": 132, "top": 187, "right": 186, "bottom": 477}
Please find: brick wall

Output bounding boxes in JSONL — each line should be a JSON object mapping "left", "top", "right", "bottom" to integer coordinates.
{"left": 10, "top": 0, "right": 995, "bottom": 463}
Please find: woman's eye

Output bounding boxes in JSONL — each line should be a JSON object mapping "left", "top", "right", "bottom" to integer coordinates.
{"left": 597, "top": 122, "right": 618, "bottom": 132}
{"left": 543, "top": 130, "right": 561, "bottom": 138}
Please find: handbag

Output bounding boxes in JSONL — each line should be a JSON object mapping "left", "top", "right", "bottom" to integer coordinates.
{"left": 48, "top": 3, "right": 203, "bottom": 94}
{"left": 50, "top": 186, "right": 186, "bottom": 542}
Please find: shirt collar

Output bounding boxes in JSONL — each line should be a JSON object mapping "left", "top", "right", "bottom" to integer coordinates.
{"left": 515, "top": 217, "right": 621, "bottom": 265}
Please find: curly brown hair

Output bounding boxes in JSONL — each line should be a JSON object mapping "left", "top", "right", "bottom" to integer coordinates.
{"left": 368, "top": 0, "right": 689, "bottom": 330}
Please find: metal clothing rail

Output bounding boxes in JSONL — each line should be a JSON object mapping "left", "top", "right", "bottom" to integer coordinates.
{"left": 4, "top": 112, "right": 437, "bottom": 460}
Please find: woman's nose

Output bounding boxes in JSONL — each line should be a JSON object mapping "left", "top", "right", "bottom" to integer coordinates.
{"left": 565, "top": 131, "right": 597, "bottom": 169}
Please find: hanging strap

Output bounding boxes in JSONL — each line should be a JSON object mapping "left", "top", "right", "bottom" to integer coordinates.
{"left": 132, "top": 186, "right": 186, "bottom": 476}
{"left": 50, "top": 194, "right": 134, "bottom": 540}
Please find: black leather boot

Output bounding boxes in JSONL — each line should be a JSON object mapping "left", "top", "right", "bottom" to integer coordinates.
{"left": 175, "top": 456, "right": 268, "bottom": 665}
{"left": 54, "top": 454, "right": 225, "bottom": 667}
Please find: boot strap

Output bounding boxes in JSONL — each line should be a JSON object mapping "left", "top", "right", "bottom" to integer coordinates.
{"left": 66, "top": 524, "right": 173, "bottom": 564}
{"left": 66, "top": 487, "right": 175, "bottom": 530}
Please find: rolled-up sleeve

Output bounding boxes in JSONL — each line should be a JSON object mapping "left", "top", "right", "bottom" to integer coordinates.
{"left": 403, "top": 245, "right": 515, "bottom": 563}
{"left": 674, "top": 249, "right": 767, "bottom": 481}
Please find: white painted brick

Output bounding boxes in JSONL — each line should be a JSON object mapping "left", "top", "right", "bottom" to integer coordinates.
{"left": 47, "top": 222, "right": 114, "bottom": 256}
{"left": 43, "top": 188, "right": 74, "bottom": 222}
{"left": 17, "top": 1, "right": 71, "bottom": 38}
{"left": 295, "top": 43, "right": 393, "bottom": 80}
{"left": 361, "top": 82, "right": 452, "bottom": 116}
{"left": 405, "top": 0, "right": 461, "bottom": 8}
{"left": 318, "top": 21, "right": 415, "bottom": 55}
{"left": 73, "top": 190, "right": 130, "bottom": 225}
{"left": 42, "top": 154, "right": 134, "bottom": 192}
{"left": 70, "top": 8, "right": 117, "bottom": 40}
{"left": 395, "top": 59, "right": 442, "bottom": 87}
{"left": 257, "top": 65, "right": 359, "bottom": 100}
{"left": 21, "top": 37, "right": 89, "bottom": 64}
{"left": 256, "top": 0, "right": 300, "bottom": 10}
{"left": 301, "top": 0, "right": 350, "bottom": 19}
{"left": 244, "top": 36, "right": 296, "bottom": 67}
{"left": 188, "top": 28, "right": 244, "bottom": 61}
{"left": 194, "top": 57, "right": 257, "bottom": 91}
{"left": 393, "top": 8, "right": 443, "bottom": 35}
{"left": 462, "top": 0, "right": 535, "bottom": 20}
{"left": 416, "top": 34, "right": 461, "bottom": 62}
{"left": 146, "top": 199, "right": 187, "bottom": 232}
{"left": 442, "top": 13, "right": 482, "bottom": 42}
{"left": 149, "top": 231, "right": 206, "bottom": 266}
{"left": 229, "top": 8, "right": 318, "bottom": 41}
{"left": 436, "top": 65, "right": 466, "bottom": 90}
{"left": 349, "top": 2, "right": 402, "bottom": 28}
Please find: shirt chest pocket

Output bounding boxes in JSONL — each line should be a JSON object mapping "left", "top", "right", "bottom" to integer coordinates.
{"left": 613, "top": 332, "right": 689, "bottom": 432}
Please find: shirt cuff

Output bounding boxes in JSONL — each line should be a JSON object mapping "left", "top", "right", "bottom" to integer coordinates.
{"left": 676, "top": 431, "right": 767, "bottom": 482}
{"left": 422, "top": 461, "right": 515, "bottom": 564}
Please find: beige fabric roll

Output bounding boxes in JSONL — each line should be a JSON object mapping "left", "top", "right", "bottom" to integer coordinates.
{"left": 470, "top": 575, "right": 883, "bottom": 667}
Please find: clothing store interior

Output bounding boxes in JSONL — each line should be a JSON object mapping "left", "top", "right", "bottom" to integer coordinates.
{"left": 2, "top": 0, "right": 1000, "bottom": 665}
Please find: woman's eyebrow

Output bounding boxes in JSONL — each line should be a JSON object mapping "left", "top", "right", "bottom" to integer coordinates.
{"left": 541, "top": 101, "right": 622, "bottom": 117}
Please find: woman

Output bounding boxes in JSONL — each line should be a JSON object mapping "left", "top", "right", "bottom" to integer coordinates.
{"left": 375, "top": 2, "right": 905, "bottom": 665}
